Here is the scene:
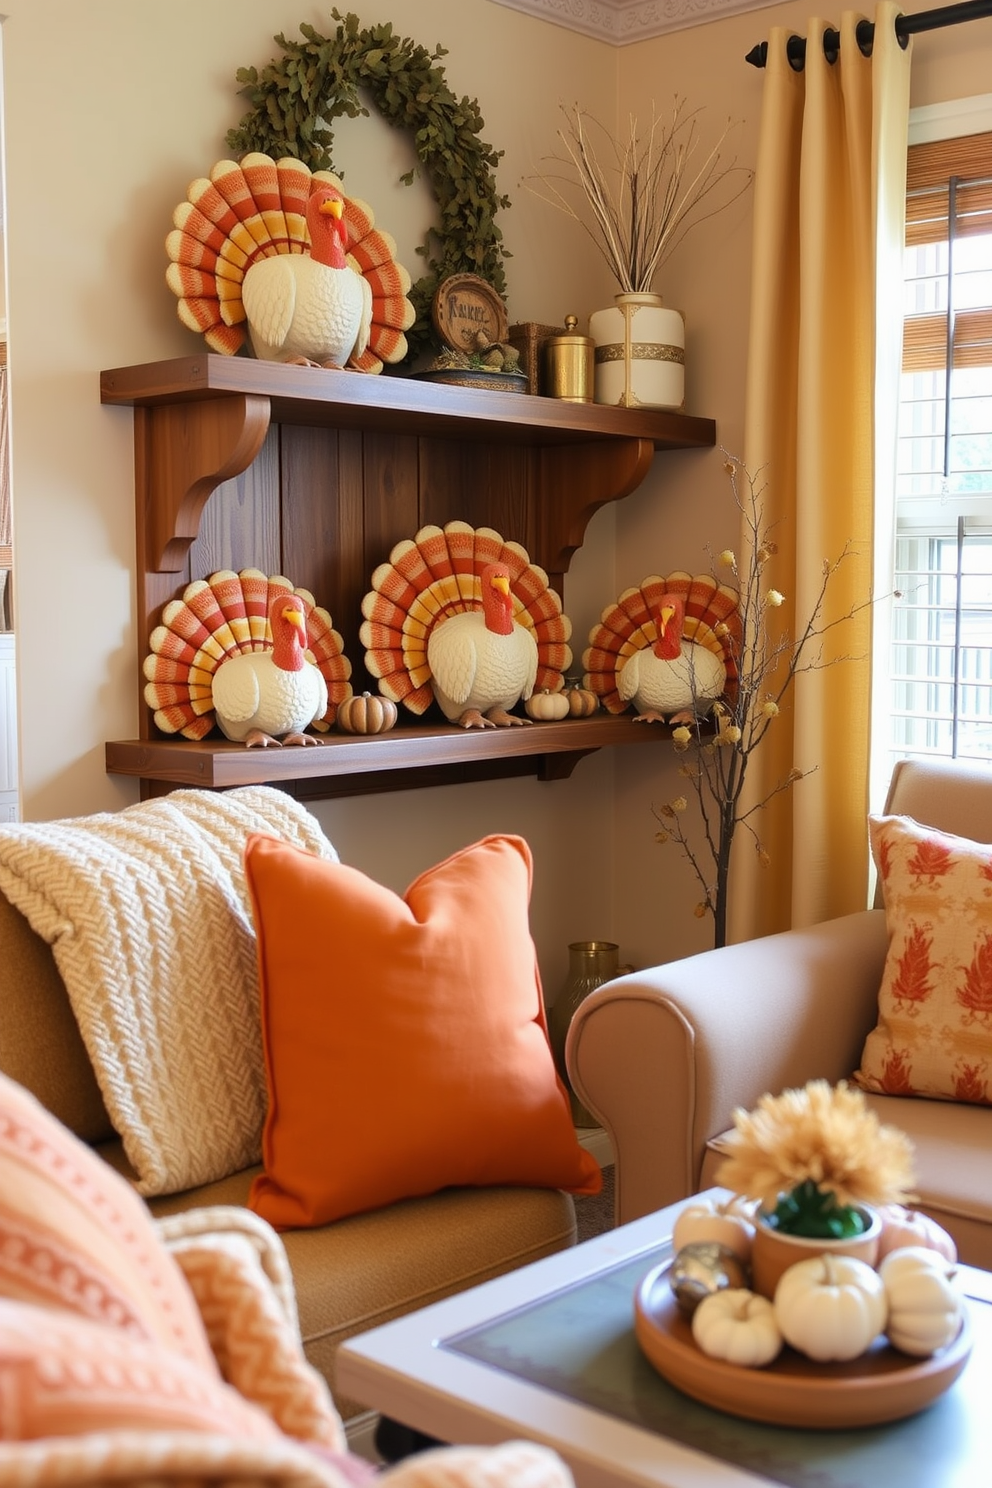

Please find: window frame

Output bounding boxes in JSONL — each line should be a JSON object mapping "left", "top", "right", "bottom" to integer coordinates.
{"left": 876, "top": 97, "right": 992, "bottom": 784}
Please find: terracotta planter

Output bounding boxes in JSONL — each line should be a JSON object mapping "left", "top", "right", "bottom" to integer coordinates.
{"left": 750, "top": 1206, "right": 883, "bottom": 1300}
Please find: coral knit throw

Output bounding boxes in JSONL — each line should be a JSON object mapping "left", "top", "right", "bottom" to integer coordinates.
{"left": 0, "top": 787, "right": 338, "bottom": 1196}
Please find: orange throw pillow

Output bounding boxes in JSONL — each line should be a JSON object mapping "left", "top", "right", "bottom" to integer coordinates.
{"left": 243, "top": 833, "right": 601, "bottom": 1227}
{"left": 854, "top": 813, "right": 992, "bottom": 1105}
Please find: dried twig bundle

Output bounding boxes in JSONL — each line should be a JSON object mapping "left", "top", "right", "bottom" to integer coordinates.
{"left": 523, "top": 99, "right": 751, "bottom": 294}
{"left": 653, "top": 457, "right": 872, "bottom": 947}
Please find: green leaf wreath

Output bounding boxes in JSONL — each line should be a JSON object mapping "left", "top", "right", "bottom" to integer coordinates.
{"left": 226, "top": 9, "right": 511, "bottom": 363}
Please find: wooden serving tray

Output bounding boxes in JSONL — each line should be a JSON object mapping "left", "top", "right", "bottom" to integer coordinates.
{"left": 634, "top": 1260, "right": 973, "bottom": 1429}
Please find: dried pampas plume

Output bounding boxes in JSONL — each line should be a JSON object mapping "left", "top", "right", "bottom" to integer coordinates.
{"left": 714, "top": 1079, "right": 917, "bottom": 1212}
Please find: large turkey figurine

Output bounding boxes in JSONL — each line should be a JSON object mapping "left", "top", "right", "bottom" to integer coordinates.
{"left": 143, "top": 569, "right": 353, "bottom": 745}
{"left": 584, "top": 572, "right": 740, "bottom": 724}
{"left": 211, "top": 592, "right": 328, "bottom": 746}
{"left": 427, "top": 563, "right": 537, "bottom": 728}
{"left": 241, "top": 180, "right": 371, "bottom": 367}
{"left": 361, "top": 523, "right": 572, "bottom": 730}
{"left": 166, "top": 153, "right": 415, "bottom": 373}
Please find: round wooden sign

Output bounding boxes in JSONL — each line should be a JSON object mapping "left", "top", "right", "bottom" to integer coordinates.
{"left": 431, "top": 274, "right": 509, "bottom": 354}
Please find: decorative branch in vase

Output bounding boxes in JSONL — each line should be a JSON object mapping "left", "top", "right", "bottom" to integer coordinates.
{"left": 523, "top": 98, "right": 750, "bottom": 294}
{"left": 653, "top": 458, "right": 870, "bottom": 949}
{"left": 522, "top": 100, "right": 751, "bottom": 409}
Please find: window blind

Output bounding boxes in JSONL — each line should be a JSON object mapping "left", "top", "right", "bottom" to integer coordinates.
{"left": 889, "top": 127, "right": 992, "bottom": 766}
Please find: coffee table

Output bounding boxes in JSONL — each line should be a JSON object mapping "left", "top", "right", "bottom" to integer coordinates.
{"left": 337, "top": 1189, "right": 992, "bottom": 1488}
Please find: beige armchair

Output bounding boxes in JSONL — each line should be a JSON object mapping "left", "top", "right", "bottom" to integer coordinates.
{"left": 566, "top": 756, "right": 992, "bottom": 1267}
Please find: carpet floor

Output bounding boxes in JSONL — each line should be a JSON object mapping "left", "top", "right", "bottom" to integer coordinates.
{"left": 574, "top": 1162, "right": 615, "bottom": 1242}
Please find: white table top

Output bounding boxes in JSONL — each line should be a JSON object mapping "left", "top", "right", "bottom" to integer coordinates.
{"left": 337, "top": 1190, "right": 992, "bottom": 1488}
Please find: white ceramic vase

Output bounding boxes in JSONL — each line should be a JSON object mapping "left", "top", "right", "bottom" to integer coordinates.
{"left": 588, "top": 292, "right": 685, "bottom": 411}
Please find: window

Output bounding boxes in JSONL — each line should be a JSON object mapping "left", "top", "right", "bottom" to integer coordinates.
{"left": 886, "top": 124, "right": 992, "bottom": 770}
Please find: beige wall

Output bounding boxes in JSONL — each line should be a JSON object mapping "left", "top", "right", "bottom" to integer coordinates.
{"left": 2, "top": 0, "right": 990, "bottom": 989}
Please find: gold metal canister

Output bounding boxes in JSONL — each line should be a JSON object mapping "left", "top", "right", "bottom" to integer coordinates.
{"left": 542, "top": 315, "right": 594, "bottom": 402}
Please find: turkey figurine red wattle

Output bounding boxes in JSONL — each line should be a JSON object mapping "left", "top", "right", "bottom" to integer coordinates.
{"left": 654, "top": 595, "right": 686, "bottom": 660}
{"left": 210, "top": 593, "right": 329, "bottom": 748}
{"left": 241, "top": 183, "right": 372, "bottom": 368}
{"left": 583, "top": 572, "right": 740, "bottom": 725}
{"left": 427, "top": 563, "right": 539, "bottom": 729}
{"left": 166, "top": 153, "right": 415, "bottom": 372}
{"left": 618, "top": 591, "right": 726, "bottom": 724}
{"left": 359, "top": 524, "right": 573, "bottom": 730}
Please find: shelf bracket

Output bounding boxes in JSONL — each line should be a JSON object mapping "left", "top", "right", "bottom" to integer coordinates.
{"left": 537, "top": 438, "right": 656, "bottom": 576}
{"left": 538, "top": 749, "right": 599, "bottom": 782}
{"left": 136, "top": 394, "right": 272, "bottom": 573}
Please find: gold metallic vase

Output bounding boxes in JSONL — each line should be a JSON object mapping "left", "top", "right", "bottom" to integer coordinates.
{"left": 549, "top": 940, "right": 628, "bottom": 1125}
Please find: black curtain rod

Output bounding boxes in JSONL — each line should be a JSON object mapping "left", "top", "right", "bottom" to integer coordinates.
{"left": 745, "top": 0, "right": 992, "bottom": 68}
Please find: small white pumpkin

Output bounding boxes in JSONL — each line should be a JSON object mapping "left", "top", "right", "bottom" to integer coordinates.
{"left": 691, "top": 1288, "right": 783, "bottom": 1367}
{"left": 773, "top": 1254, "right": 888, "bottom": 1362}
{"left": 876, "top": 1204, "right": 957, "bottom": 1264}
{"left": 672, "top": 1196, "right": 756, "bottom": 1263}
{"left": 524, "top": 688, "right": 570, "bottom": 722}
{"left": 878, "top": 1245, "right": 964, "bottom": 1357}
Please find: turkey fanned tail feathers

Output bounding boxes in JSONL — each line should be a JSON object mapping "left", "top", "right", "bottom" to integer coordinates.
{"left": 143, "top": 569, "right": 353, "bottom": 740}
{"left": 165, "top": 153, "right": 415, "bottom": 373}
{"left": 583, "top": 572, "right": 740, "bottom": 718}
{"left": 359, "top": 523, "right": 572, "bottom": 723}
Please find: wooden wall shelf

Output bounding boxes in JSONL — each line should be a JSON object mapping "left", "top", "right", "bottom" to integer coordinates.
{"left": 101, "top": 355, "right": 716, "bottom": 797}
{"left": 106, "top": 715, "right": 681, "bottom": 799}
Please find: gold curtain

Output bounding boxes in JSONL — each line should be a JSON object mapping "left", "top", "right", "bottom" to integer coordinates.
{"left": 728, "top": 4, "right": 911, "bottom": 943}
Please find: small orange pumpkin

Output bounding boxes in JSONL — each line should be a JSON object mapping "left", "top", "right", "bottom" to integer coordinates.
{"left": 525, "top": 688, "right": 570, "bottom": 722}
{"left": 336, "top": 691, "right": 399, "bottom": 734}
{"left": 566, "top": 684, "right": 599, "bottom": 717}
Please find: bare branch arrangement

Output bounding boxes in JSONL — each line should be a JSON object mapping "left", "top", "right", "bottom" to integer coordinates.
{"left": 654, "top": 458, "right": 870, "bottom": 948}
{"left": 522, "top": 99, "right": 751, "bottom": 295}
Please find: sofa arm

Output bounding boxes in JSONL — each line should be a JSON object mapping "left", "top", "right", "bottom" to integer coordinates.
{"left": 565, "top": 909, "right": 890, "bottom": 1225}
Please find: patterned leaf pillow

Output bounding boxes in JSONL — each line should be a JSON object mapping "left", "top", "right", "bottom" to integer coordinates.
{"left": 855, "top": 813, "right": 992, "bottom": 1104}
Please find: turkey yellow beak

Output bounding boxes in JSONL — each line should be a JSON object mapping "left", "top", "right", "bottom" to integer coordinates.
{"left": 660, "top": 603, "right": 676, "bottom": 634}
{"left": 282, "top": 605, "right": 307, "bottom": 636}
{"left": 319, "top": 197, "right": 345, "bottom": 220}
{"left": 491, "top": 574, "right": 511, "bottom": 597}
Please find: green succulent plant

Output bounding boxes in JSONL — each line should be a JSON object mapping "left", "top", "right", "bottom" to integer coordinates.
{"left": 766, "top": 1179, "right": 871, "bottom": 1239}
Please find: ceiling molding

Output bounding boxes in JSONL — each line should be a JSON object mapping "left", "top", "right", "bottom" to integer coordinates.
{"left": 484, "top": 0, "right": 785, "bottom": 44}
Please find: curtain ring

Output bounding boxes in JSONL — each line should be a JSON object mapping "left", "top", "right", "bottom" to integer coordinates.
{"left": 786, "top": 33, "right": 807, "bottom": 70}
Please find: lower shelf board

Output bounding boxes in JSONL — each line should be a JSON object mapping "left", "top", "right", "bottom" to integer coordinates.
{"left": 106, "top": 714, "right": 681, "bottom": 799}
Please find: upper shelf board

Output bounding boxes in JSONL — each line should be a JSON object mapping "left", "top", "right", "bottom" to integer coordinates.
{"left": 100, "top": 355, "right": 717, "bottom": 449}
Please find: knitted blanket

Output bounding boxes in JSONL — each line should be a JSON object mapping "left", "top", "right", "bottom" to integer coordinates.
{"left": 0, "top": 1197, "right": 573, "bottom": 1488}
{"left": 0, "top": 787, "right": 337, "bottom": 1196}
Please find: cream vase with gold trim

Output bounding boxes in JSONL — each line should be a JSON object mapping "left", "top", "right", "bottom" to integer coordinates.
{"left": 589, "top": 292, "right": 685, "bottom": 410}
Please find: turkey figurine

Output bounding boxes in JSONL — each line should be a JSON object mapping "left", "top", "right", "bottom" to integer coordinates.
{"left": 360, "top": 523, "right": 573, "bottom": 730}
{"left": 584, "top": 573, "right": 740, "bottom": 725}
{"left": 240, "top": 181, "right": 371, "bottom": 367}
{"left": 211, "top": 592, "right": 328, "bottom": 746}
{"left": 143, "top": 569, "right": 353, "bottom": 744}
{"left": 426, "top": 563, "right": 538, "bottom": 729}
{"left": 166, "top": 153, "right": 416, "bottom": 372}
